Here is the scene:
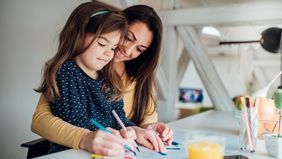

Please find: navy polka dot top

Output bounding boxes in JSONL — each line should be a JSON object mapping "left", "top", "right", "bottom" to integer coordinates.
{"left": 48, "top": 60, "right": 134, "bottom": 153}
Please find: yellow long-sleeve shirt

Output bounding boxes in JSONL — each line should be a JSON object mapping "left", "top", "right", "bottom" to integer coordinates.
{"left": 31, "top": 81, "right": 158, "bottom": 149}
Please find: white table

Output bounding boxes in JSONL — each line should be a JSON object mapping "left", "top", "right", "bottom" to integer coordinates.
{"left": 167, "top": 110, "right": 274, "bottom": 159}
{"left": 36, "top": 110, "right": 274, "bottom": 159}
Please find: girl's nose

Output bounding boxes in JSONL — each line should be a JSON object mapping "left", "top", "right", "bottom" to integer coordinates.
{"left": 105, "top": 48, "right": 114, "bottom": 58}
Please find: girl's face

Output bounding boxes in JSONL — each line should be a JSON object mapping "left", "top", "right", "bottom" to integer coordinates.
{"left": 75, "top": 31, "right": 121, "bottom": 76}
{"left": 114, "top": 22, "right": 153, "bottom": 62}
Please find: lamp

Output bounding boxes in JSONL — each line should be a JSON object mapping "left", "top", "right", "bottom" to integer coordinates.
{"left": 252, "top": 71, "right": 282, "bottom": 98}
{"left": 219, "top": 27, "right": 282, "bottom": 55}
{"left": 260, "top": 27, "right": 282, "bottom": 54}
{"left": 219, "top": 27, "right": 282, "bottom": 95}
{"left": 254, "top": 27, "right": 282, "bottom": 97}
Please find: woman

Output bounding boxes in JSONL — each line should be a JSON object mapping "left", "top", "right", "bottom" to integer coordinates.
{"left": 32, "top": 4, "right": 173, "bottom": 156}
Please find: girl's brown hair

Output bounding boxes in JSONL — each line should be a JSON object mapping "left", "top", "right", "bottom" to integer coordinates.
{"left": 36, "top": 2, "right": 128, "bottom": 102}
{"left": 123, "top": 5, "right": 163, "bottom": 126}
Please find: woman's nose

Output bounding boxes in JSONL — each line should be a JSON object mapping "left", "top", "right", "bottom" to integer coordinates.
{"left": 123, "top": 43, "right": 135, "bottom": 56}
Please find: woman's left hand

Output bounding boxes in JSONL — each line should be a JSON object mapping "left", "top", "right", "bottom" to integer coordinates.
{"left": 133, "top": 126, "right": 165, "bottom": 153}
{"left": 143, "top": 122, "right": 174, "bottom": 145}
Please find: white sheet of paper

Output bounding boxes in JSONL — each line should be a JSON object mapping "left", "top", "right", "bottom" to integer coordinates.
{"left": 122, "top": 130, "right": 240, "bottom": 159}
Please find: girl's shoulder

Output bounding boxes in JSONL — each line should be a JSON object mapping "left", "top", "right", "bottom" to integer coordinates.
{"left": 57, "top": 60, "right": 77, "bottom": 78}
{"left": 61, "top": 60, "right": 76, "bottom": 70}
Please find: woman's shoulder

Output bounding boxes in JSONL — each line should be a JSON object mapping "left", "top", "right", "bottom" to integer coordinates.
{"left": 122, "top": 74, "right": 136, "bottom": 89}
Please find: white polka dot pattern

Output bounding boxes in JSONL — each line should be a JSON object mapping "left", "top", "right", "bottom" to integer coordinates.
{"left": 48, "top": 60, "right": 134, "bottom": 153}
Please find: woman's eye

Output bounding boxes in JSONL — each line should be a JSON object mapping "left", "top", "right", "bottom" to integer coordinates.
{"left": 98, "top": 42, "right": 106, "bottom": 47}
{"left": 126, "top": 36, "right": 133, "bottom": 42}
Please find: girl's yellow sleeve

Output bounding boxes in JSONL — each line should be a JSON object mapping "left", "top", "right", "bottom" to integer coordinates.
{"left": 31, "top": 95, "right": 88, "bottom": 149}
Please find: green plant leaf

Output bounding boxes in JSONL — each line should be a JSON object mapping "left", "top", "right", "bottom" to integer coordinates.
{"left": 273, "top": 89, "right": 282, "bottom": 109}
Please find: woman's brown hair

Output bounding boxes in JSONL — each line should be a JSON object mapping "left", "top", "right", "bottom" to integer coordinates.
{"left": 123, "top": 5, "right": 163, "bottom": 126}
{"left": 36, "top": 2, "right": 128, "bottom": 102}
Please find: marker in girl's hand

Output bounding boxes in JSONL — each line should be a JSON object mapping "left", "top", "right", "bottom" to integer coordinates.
{"left": 112, "top": 110, "right": 140, "bottom": 152}
{"left": 90, "top": 119, "right": 137, "bottom": 156}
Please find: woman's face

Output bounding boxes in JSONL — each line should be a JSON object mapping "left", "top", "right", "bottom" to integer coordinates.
{"left": 114, "top": 22, "right": 153, "bottom": 62}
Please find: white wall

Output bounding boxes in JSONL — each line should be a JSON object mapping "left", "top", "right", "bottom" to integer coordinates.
{"left": 0, "top": 0, "right": 88, "bottom": 158}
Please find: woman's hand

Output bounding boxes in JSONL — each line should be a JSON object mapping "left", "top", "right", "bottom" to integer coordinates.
{"left": 143, "top": 122, "right": 174, "bottom": 145}
{"left": 133, "top": 126, "right": 166, "bottom": 153}
{"left": 79, "top": 128, "right": 126, "bottom": 156}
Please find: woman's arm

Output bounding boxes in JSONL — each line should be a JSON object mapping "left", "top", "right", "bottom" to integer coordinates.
{"left": 31, "top": 95, "right": 88, "bottom": 149}
{"left": 139, "top": 91, "right": 173, "bottom": 145}
{"left": 31, "top": 95, "right": 128, "bottom": 156}
{"left": 139, "top": 99, "right": 158, "bottom": 128}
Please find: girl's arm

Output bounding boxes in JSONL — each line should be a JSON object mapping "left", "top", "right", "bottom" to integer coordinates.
{"left": 31, "top": 95, "right": 88, "bottom": 149}
{"left": 112, "top": 100, "right": 135, "bottom": 127}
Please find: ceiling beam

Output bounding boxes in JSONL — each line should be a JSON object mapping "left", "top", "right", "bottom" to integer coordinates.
{"left": 177, "top": 48, "right": 190, "bottom": 86}
{"left": 158, "top": 1, "right": 282, "bottom": 26}
{"left": 156, "top": 67, "right": 168, "bottom": 101}
{"left": 118, "top": 0, "right": 138, "bottom": 8}
{"left": 157, "top": 0, "right": 179, "bottom": 122}
{"left": 177, "top": 26, "right": 235, "bottom": 111}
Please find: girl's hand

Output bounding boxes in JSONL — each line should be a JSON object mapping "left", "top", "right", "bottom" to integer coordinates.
{"left": 119, "top": 126, "right": 136, "bottom": 139}
{"left": 79, "top": 128, "right": 126, "bottom": 156}
{"left": 119, "top": 126, "right": 137, "bottom": 149}
{"left": 133, "top": 126, "right": 166, "bottom": 153}
{"left": 143, "top": 122, "right": 174, "bottom": 145}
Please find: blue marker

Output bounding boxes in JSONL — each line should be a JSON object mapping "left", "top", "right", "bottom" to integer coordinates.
{"left": 158, "top": 152, "right": 167, "bottom": 155}
{"left": 166, "top": 147, "right": 181, "bottom": 150}
{"left": 172, "top": 141, "right": 182, "bottom": 146}
{"left": 90, "top": 119, "right": 137, "bottom": 156}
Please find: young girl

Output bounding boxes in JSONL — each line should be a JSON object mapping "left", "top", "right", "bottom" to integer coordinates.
{"left": 35, "top": 2, "right": 135, "bottom": 153}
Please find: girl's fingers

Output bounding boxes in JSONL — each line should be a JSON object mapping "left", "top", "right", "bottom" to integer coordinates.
{"left": 96, "top": 130, "right": 125, "bottom": 146}
{"left": 119, "top": 127, "right": 137, "bottom": 149}
{"left": 83, "top": 130, "right": 126, "bottom": 156}
{"left": 126, "top": 127, "right": 137, "bottom": 139}
{"left": 94, "top": 144, "right": 125, "bottom": 156}
{"left": 107, "top": 127, "right": 122, "bottom": 137}
{"left": 120, "top": 128, "right": 135, "bottom": 139}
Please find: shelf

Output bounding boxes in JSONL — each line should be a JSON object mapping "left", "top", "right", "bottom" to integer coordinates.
{"left": 176, "top": 102, "right": 202, "bottom": 109}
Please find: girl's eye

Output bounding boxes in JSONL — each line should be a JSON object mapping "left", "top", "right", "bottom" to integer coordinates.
{"left": 111, "top": 47, "right": 116, "bottom": 51}
{"left": 98, "top": 42, "right": 106, "bottom": 47}
{"left": 137, "top": 48, "right": 143, "bottom": 53}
